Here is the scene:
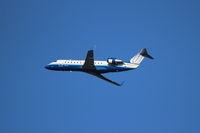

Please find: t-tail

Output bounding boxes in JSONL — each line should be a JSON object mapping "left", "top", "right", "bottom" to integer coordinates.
{"left": 130, "top": 48, "right": 154, "bottom": 64}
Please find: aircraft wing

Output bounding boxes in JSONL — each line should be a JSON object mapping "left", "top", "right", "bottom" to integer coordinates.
{"left": 82, "top": 50, "right": 96, "bottom": 70}
{"left": 83, "top": 50, "right": 123, "bottom": 86}
{"left": 86, "top": 72, "right": 123, "bottom": 86}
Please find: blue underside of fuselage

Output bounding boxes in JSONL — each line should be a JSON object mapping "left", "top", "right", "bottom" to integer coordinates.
{"left": 45, "top": 64, "right": 133, "bottom": 73}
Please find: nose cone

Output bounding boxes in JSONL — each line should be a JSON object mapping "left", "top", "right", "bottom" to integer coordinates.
{"left": 45, "top": 65, "right": 50, "bottom": 70}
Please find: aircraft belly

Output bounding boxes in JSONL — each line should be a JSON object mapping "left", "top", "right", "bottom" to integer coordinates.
{"left": 67, "top": 65, "right": 82, "bottom": 69}
{"left": 49, "top": 64, "right": 133, "bottom": 72}
{"left": 50, "top": 64, "right": 83, "bottom": 71}
{"left": 95, "top": 65, "right": 132, "bottom": 73}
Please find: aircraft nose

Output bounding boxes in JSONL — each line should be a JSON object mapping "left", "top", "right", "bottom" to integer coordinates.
{"left": 45, "top": 65, "right": 50, "bottom": 69}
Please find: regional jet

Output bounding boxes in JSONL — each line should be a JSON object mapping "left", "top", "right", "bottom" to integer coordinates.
{"left": 45, "top": 48, "right": 153, "bottom": 86}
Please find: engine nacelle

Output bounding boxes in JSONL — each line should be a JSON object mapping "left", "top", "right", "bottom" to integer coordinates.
{"left": 107, "top": 58, "right": 124, "bottom": 65}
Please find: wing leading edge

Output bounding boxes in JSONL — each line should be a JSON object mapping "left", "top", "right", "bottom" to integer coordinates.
{"left": 82, "top": 50, "right": 123, "bottom": 86}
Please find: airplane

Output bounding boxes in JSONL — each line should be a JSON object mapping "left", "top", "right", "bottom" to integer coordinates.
{"left": 45, "top": 48, "right": 153, "bottom": 86}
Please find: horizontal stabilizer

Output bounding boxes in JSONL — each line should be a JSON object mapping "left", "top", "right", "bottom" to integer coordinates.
{"left": 140, "top": 48, "right": 154, "bottom": 59}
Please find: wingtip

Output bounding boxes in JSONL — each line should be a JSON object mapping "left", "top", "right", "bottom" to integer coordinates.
{"left": 119, "top": 81, "right": 125, "bottom": 86}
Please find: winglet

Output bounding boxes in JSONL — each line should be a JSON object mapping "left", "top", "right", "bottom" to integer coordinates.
{"left": 120, "top": 81, "right": 125, "bottom": 86}
{"left": 115, "top": 81, "right": 125, "bottom": 86}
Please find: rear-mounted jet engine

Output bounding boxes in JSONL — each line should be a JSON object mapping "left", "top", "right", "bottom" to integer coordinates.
{"left": 107, "top": 58, "right": 124, "bottom": 65}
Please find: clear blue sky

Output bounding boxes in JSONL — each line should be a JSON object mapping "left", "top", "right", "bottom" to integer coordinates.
{"left": 1, "top": 0, "right": 200, "bottom": 133}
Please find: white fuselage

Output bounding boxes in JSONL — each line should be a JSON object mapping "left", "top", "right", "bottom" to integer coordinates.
{"left": 45, "top": 60, "right": 139, "bottom": 73}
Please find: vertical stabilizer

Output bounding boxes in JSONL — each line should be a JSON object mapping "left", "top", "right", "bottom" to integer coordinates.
{"left": 130, "top": 48, "right": 153, "bottom": 64}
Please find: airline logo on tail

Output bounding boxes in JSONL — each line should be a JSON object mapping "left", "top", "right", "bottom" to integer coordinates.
{"left": 130, "top": 48, "right": 154, "bottom": 64}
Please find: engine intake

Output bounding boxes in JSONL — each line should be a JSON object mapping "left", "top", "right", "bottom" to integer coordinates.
{"left": 107, "top": 58, "right": 124, "bottom": 65}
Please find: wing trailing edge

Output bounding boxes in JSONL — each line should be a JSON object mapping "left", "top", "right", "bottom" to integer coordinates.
{"left": 86, "top": 72, "right": 123, "bottom": 86}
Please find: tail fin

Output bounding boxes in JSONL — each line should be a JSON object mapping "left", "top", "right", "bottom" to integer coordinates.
{"left": 130, "top": 48, "right": 154, "bottom": 64}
